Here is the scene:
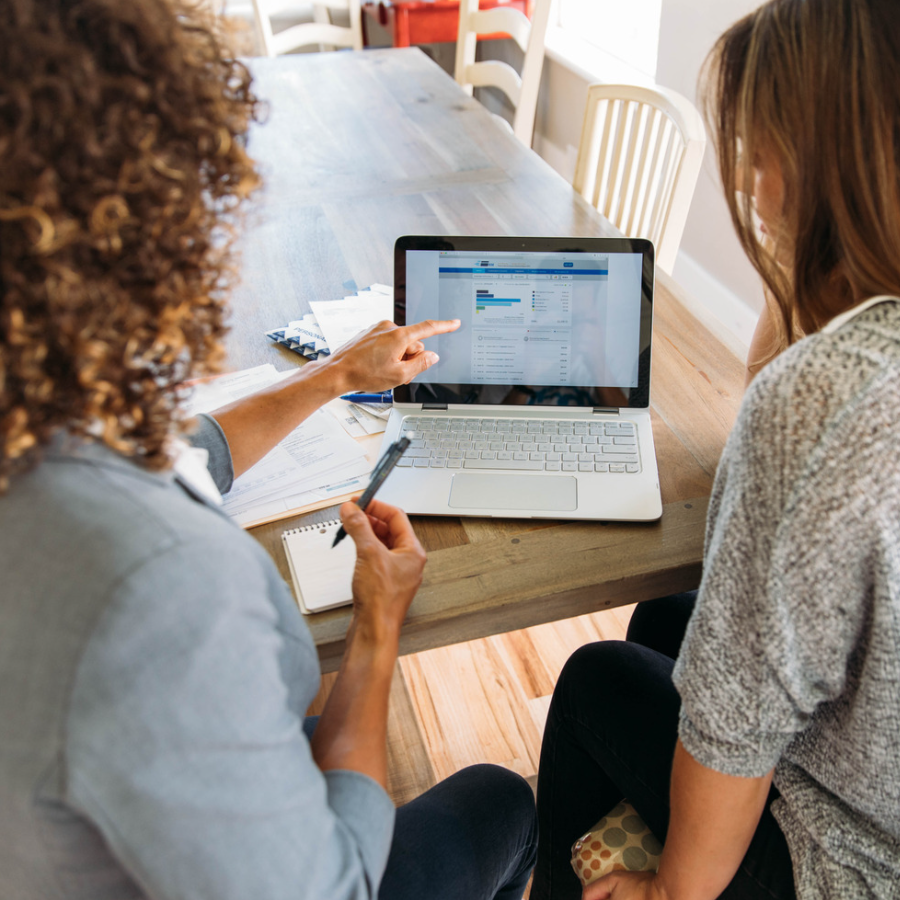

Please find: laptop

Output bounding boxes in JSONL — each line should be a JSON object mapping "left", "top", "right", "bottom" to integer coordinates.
{"left": 377, "top": 235, "right": 662, "bottom": 521}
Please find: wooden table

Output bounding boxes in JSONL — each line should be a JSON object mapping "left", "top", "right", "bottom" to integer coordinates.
{"left": 362, "top": 0, "right": 532, "bottom": 48}
{"left": 229, "top": 49, "right": 745, "bottom": 673}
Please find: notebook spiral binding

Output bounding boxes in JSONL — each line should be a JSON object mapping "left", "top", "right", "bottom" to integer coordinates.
{"left": 282, "top": 518, "right": 340, "bottom": 537}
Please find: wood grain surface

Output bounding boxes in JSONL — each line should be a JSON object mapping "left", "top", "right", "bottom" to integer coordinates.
{"left": 305, "top": 605, "right": 637, "bottom": 806}
{"left": 225, "top": 49, "right": 745, "bottom": 672}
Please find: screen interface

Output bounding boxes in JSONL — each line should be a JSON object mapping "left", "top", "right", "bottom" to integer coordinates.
{"left": 395, "top": 242, "right": 652, "bottom": 408}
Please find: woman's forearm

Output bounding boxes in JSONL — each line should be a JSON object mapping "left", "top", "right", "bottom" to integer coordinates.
{"left": 309, "top": 615, "right": 400, "bottom": 788}
{"left": 655, "top": 741, "right": 773, "bottom": 900}
{"left": 309, "top": 500, "right": 426, "bottom": 788}
{"left": 207, "top": 317, "right": 460, "bottom": 479}
{"left": 206, "top": 360, "right": 350, "bottom": 480}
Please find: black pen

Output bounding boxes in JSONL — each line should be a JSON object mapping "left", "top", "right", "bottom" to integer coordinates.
{"left": 331, "top": 436, "right": 411, "bottom": 547}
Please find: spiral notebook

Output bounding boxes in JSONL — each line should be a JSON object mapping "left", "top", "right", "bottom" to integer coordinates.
{"left": 282, "top": 519, "right": 356, "bottom": 614}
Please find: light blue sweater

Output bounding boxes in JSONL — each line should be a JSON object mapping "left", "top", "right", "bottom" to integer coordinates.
{"left": 0, "top": 414, "right": 394, "bottom": 900}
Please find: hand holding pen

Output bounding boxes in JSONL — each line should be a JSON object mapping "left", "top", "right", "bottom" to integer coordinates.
{"left": 336, "top": 483, "right": 426, "bottom": 636}
{"left": 332, "top": 437, "right": 411, "bottom": 547}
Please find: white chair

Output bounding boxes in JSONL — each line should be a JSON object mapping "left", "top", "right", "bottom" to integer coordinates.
{"left": 251, "top": 0, "right": 363, "bottom": 56}
{"left": 573, "top": 84, "right": 707, "bottom": 274}
{"left": 454, "top": 0, "right": 552, "bottom": 147}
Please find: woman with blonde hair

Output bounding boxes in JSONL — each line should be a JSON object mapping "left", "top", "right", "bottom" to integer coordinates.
{"left": 0, "top": 2, "right": 537, "bottom": 898}
{"left": 532, "top": 0, "right": 900, "bottom": 897}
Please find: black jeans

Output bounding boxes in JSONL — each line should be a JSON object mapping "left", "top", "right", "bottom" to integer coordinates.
{"left": 530, "top": 593, "right": 796, "bottom": 900}
{"left": 380, "top": 764, "right": 537, "bottom": 900}
{"left": 302, "top": 719, "right": 537, "bottom": 900}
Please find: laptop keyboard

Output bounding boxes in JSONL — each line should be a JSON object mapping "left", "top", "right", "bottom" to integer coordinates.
{"left": 398, "top": 416, "right": 640, "bottom": 473}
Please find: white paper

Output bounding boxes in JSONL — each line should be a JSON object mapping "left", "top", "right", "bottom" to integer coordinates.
{"left": 353, "top": 402, "right": 392, "bottom": 421}
{"left": 221, "top": 409, "right": 368, "bottom": 510}
{"left": 309, "top": 285, "right": 393, "bottom": 353}
{"left": 180, "top": 364, "right": 283, "bottom": 418}
{"left": 346, "top": 403, "right": 388, "bottom": 435}
{"left": 220, "top": 408, "right": 368, "bottom": 510}
{"left": 330, "top": 405, "right": 369, "bottom": 438}
{"left": 227, "top": 472, "right": 370, "bottom": 527}
{"left": 183, "top": 365, "right": 370, "bottom": 525}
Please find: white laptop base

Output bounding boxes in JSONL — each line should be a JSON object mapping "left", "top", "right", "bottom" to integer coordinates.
{"left": 379, "top": 405, "right": 661, "bottom": 521}
{"left": 385, "top": 235, "right": 662, "bottom": 521}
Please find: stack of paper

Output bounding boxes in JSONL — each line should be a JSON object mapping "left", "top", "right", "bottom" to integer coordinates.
{"left": 182, "top": 364, "right": 372, "bottom": 527}
{"left": 265, "top": 284, "right": 393, "bottom": 361}
{"left": 265, "top": 313, "right": 328, "bottom": 359}
{"left": 308, "top": 283, "right": 393, "bottom": 353}
{"left": 331, "top": 401, "right": 392, "bottom": 438}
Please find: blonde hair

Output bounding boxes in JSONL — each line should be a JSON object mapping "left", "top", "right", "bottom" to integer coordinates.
{"left": 703, "top": 0, "right": 900, "bottom": 347}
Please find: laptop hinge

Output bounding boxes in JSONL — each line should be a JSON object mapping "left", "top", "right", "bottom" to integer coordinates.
{"left": 423, "top": 402, "right": 449, "bottom": 410}
{"left": 592, "top": 407, "right": 619, "bottom": 415}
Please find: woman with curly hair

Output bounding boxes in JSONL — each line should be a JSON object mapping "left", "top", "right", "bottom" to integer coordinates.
{"left": 532, "top": 0, "right": 900, "bottom": 898}
{"left": 0, "top": 2, "right": 537, "bottom": 898}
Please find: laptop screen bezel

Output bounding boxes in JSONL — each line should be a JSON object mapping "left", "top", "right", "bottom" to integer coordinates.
{"left": 392, "top": 235, "right": 655, "bottom": 409}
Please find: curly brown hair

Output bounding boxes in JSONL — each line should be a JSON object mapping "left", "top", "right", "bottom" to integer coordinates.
{"left": 0, "top": 0, "right": 261, "bottom": 489}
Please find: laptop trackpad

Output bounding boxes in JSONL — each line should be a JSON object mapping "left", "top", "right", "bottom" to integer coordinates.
{"left": 448, "top": 474, "right": 577, "bottom": 511}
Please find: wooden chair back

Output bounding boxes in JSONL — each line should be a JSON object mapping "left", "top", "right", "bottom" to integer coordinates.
{"left": 573, "top": 83, "right": 706, "bottom": 274}
{"left": 453, "top": 0, "right": 552, "bottom": 147}
{"left": 251, "top": 0, "right": 363, "bottom": 56}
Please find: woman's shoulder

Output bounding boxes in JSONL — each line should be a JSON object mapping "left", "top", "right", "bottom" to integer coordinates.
{"left": 709, "top": 300, "right": 900, "bottom": 541}
{"left": 739, "top": 300, "right": 900, "bottom": 444}
{"left": 762, "top": 298, "right": 900, "bottom": 380}
{"left": 0, "top": 437, "right": 265, "bottom": 611}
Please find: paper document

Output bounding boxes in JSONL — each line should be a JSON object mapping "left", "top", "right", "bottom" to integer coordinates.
{"left": 227, "top": 472, "right": 370, "bottom": 528}
{"left": 346, "top": 403, "right": 388, "bottom": 435}
{"left": 182, "top": 364, "right": 370, "bottom": 527}
{"left": 221, "top": 408, "right": 368, "bottom": 509}
{"left": 309, "top": 284, "right": 393, "bottom": 353}
{"left": 265, "top": 312, "right": 330, "bottom": 360}
{"left": 330, "top": 399, "right": 391, "bottom": 437}
{"left": 283, "top": 315, "right": 327, "bottom": 349}
{"left": 331, "top": 405, "right": 369, "bottom": 438}
{"left": 181, "top": 364, "right": 284, "bottom": 417}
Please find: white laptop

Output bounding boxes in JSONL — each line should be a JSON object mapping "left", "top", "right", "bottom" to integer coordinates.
{"left": 378, "top": 235, "right": 662, "bottom": 521}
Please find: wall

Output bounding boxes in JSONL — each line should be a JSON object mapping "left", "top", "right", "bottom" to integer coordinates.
{"left": 655, "top": 0, "right": 763, "bottom": 343}
{"left": 531, "top": 0, "right": 765, "bottom": 347}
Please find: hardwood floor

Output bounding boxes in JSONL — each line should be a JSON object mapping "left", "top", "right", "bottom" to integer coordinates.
{"left": 307, "top": 604, "right": 635, "bottom": 806}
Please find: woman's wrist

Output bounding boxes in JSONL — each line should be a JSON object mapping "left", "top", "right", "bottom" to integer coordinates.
{"left": 648, "top": 867, "right": 681, "bottom": 900}
{"left": 283, "top": 355, "right": 351, "bottom": 402}
{"left": 311, "top": 353, "right": 355, "bottom": 397}
{"left": 348, "top": 610, "right": 403, "bottom": 655}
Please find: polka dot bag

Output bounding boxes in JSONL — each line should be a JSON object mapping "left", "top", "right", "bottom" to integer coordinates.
{"left": 570, "top": 800, "right": 662, "bottom": 886}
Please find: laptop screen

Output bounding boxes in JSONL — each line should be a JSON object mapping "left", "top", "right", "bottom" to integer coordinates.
{"left": 392, "top": 236, "right": 654, "bottom": 408}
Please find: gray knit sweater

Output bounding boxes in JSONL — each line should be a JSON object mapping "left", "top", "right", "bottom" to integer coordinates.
{"left": 672, "top": 298, "right": 900, "bottom": 898}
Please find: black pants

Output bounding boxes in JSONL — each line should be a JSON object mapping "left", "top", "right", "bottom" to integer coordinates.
{"left": 380, "top": 764, "right": 537, "bottom": 900}
{"left": 303, "top": 719, "right": 537, "bottom": 900}
{"left": 530, "top": 593, "right": 797, "bottom": 900}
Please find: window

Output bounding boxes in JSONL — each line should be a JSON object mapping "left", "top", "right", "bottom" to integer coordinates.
{"left": 550, "top": 0, "right": 662, "bottom": 82}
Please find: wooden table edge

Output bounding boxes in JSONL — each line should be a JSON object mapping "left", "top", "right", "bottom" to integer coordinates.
{"left": 312, "top": 496, "right": 709, "bottom": 673}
